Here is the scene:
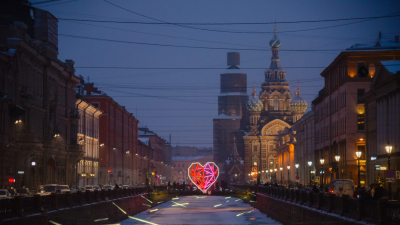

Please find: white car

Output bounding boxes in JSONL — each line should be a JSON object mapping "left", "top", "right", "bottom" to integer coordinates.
{"left": 59, "top": 185, "right": 71, "bottom": 193}
{"left": 85, "top": 185, "right": 101, "bottom": 191}
{"left": 0, "top": 189, "right": 11, "bottom": 199}
{"left": 328, "top": 179, "right": 355, "bottom": 197}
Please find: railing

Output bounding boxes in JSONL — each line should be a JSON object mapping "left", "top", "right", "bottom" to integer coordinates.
{"left": 237, "top": 185, "right": 400, "bottom": 225}
{"left": 0, "top": 187, "right": 148, "bottom": 220}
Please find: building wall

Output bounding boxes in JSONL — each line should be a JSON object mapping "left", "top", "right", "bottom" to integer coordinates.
{"left": 0, "top": 16, "right": 82, "bottom": 189}
{"left": 83, "top": 91, "right": 138, "bottom": 186}
{"left": 76, "top": 99, "right": 102, "bottom": 187}
{"left": 312, "top": 48, "right": 400, "bottom": 186}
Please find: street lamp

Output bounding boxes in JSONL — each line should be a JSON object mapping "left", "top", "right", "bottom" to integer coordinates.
{"left": 280, "top": 167, "right": 283, "bottom": 184}
{"left": 320, "top": 159, "right": 324, "bottom": 186}
{"left": 335, "top": 155, "right": 340, "bottom": 179}
{"left": 308, "top": 161, "right": 312, "bottom": 185}
{"left": 295, "top": 163, "right": 299, "bottom": 177}
{"left": 385, "top": 142, "right": 393, "bottom": 199}
{"left": 287, "top": 165, "right": 290, "bottom": 186}
{"left": 355, "top": 151, "right": 362, "bottom": 187}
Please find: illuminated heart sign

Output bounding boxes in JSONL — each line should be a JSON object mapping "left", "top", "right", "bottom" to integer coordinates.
{"left": 188, "top": 162, "right": 219, "bottom": 193}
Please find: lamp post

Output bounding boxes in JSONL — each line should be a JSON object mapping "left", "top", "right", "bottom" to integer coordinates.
{"left": 287, "top": 165, "right": 290, "bottom": 186}
{"left": 280, "top": 167, "right": 283, "bottom": 184}
{"left": 385, "top": 142, "right": 393, "bottom": 199}
{"left": 274, "top": 168, "right": 277, "bottom": 183}
{"left": 308, "top": 161, "right": 312, "bottom": 185}
{"left": 320, "top": 159, "right": 324, "bottom": 186}
{"left": 335, "top": 155, "right": 340, "bottom": 179}
{"left": 355, "top": 151, "right": 362, "bottom": 187}
{"left": 295, "top": 163, "right": 299, "bottom": 185}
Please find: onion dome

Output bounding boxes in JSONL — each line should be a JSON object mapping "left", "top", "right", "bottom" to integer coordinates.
{"left": 290, "top": 88, "right": 307, "bottom": 112}
{"left": 247, "top": 87, "right": 263, "bottom": 112}
{"left": 269, "top": 29, "right": 281, "bottom": 48}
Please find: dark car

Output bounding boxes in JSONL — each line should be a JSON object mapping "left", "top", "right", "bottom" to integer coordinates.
{"left": 7, "top": 189, "right": 16, "bottom": 197}
{"left": 16, "top": 188, "right": 31, "bottom": 197}
{"left": 300, "top": 187, "right": 313, "bottom": 192}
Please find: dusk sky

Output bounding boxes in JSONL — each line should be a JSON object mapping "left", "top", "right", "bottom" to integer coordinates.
{"left": 33, "top": 0, "right": 400, "bottom": 147}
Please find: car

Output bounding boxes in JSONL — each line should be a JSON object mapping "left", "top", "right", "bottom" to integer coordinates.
{"left": 7, "top": 189, "right": 16, "bottom": 197}
{"left": 0, "top": 189, "right": 11, "bottom": 199}
{"left": 102, "top": 185, "right": 113, "bottom": 190}
{"left": 122, "top": 185, "right": 130, "bottom": 189}
{"left": 16, "top": 188, "right": 32, "bottom": 197}
{"left": 59, "top": 185, "right": 71, "bottom": 193}
{"left": 38, "top": 184, "right": 61, "bottom": 195}
{"left": 79, "top": 187, "right": 86, "bottom": 192}
{"left": 328, "top": 179, "right": 355, "bottom": 197}
{"left": 93, "top": 185, "right": 101, "bottom": 191}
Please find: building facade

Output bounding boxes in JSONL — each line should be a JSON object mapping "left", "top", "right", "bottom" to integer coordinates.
{"left": 312, "top": 36, "right": 400, "bottom": 186}
{"left": 83, "top": 83, "right": 139, "bottom": 186}
{"left": 0, "top": 6, "right": 82, "bottom": 189}
{"left": 139, "top": 128, "right": 172, "bottom": 184}
{"left": 292, "top": 111, "right": 315, "bottom": 186}
{"left": 76, "top": 99, "right": 102, "bottom": 187}
{"left": 364, "top": 58, "right": 400, "bottom": 195}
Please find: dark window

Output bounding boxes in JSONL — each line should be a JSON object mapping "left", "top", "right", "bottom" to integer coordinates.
{"left": 357, "top": 89, "right": 365, "bottom": 103}
{"left": 357, "top": 63, "right": 368, "bottom": 78}
{"left": 253, "top": 145, "right": 258, "bottom": 152}
{"left": 357, "top": 115, "right": 365, "bottom": 130}
{"left": 92, "top": 103, "right": 99, "bottom": 108}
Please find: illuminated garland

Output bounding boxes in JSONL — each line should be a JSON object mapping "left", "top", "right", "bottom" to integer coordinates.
{"left": 188, "top": 162, "right": 219, "bottom": 193}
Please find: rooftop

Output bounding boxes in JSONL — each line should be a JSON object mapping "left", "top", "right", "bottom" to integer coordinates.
{"left": 381, "top": 60, "right": 400, "bottom": 74}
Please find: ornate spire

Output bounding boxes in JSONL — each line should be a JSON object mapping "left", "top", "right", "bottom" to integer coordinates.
{"left": 232, "top": 137, "right": 239, "bottom": 156}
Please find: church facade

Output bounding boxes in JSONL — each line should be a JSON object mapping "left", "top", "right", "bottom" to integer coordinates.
{"left": 213, "top": 29, "right": 307, "bottom": 183}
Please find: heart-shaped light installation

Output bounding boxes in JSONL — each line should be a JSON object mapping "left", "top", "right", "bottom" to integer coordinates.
{"left": 188, "top": 162, "right": 219, "bottom": 193}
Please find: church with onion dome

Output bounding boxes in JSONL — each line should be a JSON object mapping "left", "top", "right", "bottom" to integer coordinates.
{"left": 213, "top": 28, "right": 308, "bottom": 184}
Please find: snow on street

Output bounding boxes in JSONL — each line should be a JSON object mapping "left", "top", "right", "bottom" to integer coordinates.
{"left": 121, "top": 195, "right": 282, "bottom": 225}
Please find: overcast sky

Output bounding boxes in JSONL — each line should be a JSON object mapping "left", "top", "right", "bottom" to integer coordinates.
{"left": 33, "top": 0, "right": 400, "bottom": 148}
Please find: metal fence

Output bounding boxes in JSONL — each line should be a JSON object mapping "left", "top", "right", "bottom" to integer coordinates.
{"left": 0, "top": 187, "right": 148, "bottom": 220}
{"left": 233, "top": 185, "right": 400, "bottom": 225}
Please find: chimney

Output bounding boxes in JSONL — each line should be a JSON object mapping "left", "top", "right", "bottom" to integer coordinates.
{"left": 227, "top": 52, "right": 240, "bottom": 69}
{"left": 395, "top": 35, "right": 399, "bottom": 43}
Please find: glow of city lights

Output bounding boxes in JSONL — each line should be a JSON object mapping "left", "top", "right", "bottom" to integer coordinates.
{"left": 188, "top": 162, "right": 219, "bottom": 193}
{"left": 49, "top": 221, "right": 62, "bottom": 225}
{"left": 149, "top": 209, "right": 158, "bottom": 212}
{"left": 94, "top": 218, "right": 108, "bottom": 222}
{"left": 214, "top": 204, "right": 222, "bottom": 207}
{"left": 225, "top": 196, "right": 231, "bottom": 199}
{"left": 250, "top": 200, "right": 257, "bottom": 203}
{"left": 157, "top": 201, "right": 163, "bottom": 204}
{"left": 235, "top": 199, "right": 241, "bottom": 202}
{"left": 236, "top": 209, "right": 254, "bottom": 217}
{"left": 129, "top": 216, "right": 159, "bottom": 225}
{"left": 141, "top": 195, "right": 153, "bottom": 203}
{"left": 172, "top": 197, "right": 179, "bottom": 200}
{"left": 112, "top": 202, "right": 126, "bottom": 214}
{"left": 143, "top": 204, "right": 151, "bottom": 207}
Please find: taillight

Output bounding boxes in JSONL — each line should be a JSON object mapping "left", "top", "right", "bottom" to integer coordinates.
{"left": 330, "top": 190, "right": 334, "bottom": 193}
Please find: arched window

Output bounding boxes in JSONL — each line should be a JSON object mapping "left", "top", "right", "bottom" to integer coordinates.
{"left": 274, "top": 98, "right": 278, "bottom": 110}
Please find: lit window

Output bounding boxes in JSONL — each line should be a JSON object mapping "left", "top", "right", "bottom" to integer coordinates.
{"left": 357, "top": 115, "right": 364, "bottom": 130}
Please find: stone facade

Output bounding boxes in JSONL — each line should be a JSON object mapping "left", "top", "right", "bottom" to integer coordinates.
{"left": 312, "top": 38, "right": 400, "bottom": 186}
{"left": 0, "top": 8, "right": 82, "bottom": 189}
{"left": 363, "top": 60, "right": 400, "bottom": 194}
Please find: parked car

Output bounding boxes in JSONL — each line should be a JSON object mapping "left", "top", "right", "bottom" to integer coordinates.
{"left": 7, "top": 188, "right": 16, "bottom": 197}
{"left": 102, "top": 185, "right": 113, "bottom": 190}
{"left": 93, "top": 185, "right": 101, "bottom": 191}
{"left": 122, "top": 185, "right": 130, "bottom": 189}
{"left": 328, "top": 179, "right": 354, "bottom": 197}
{"left": 79, "top": 187, "right": 85, "bottom": 192}
{"left": 38, "top": 184, "right": 61, "bottom": 195}
{"left": 59, "top": 185, "right": 71, "bottom": 193}
{"left": 0, "top": 189, "right": 11, "bottom": 199}
{"left": 16, "top": 188, "right": 32, "bottom": 197}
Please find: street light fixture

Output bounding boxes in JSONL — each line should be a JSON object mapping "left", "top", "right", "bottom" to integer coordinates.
{"left": 320, "top": 159, "right": 324, "bottom": 186}
{"left": 386, "top": 142, "right": 393, "bottom": 199}
{"left": 287, "top": 165, "right": 290, "bottom": 186}
{"left": 280, "top": 167, "right": 283, "bottom": 184}
{"left": 295, "top": 163, "right": 299, "bottom": 177}
{"left": 335, "top": 155, "right": 340, "bottom": 179}
{"left": 308, "top": 161, "right": 312, "bottom": 185}
{"left": 356, "top": 151, "right": 362, "bottom": 187}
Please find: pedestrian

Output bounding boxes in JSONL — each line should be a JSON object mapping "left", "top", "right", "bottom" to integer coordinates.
{"left": 173, "top": 181, "right": 176, "bottom": 190}
{"left": 167, "top": 181, "right": 171, "bottom": 190}
{"left": 183, "top": 181, "right": 185, "bottom": 191}
{"left": 336, "top": 187, "right": 344, "bottom": 197}
{"left": 115, "top": 183, "right": 119, "bottom": 190}
{"left": 312, "top": 185, "right": 319, "bottom": 193}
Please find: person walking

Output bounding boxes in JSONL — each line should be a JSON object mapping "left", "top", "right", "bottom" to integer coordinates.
{"left": 336, "top": 187, "right": 344, "bottom": 197}
{"left": 115, "top": 183, "right": 120, "bottom": 190}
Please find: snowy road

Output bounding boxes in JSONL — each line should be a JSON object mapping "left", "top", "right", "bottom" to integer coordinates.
{"left": 121, "top": 196, "right": 281, "bottom": 225}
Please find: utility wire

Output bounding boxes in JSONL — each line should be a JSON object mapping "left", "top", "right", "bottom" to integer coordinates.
{"left": 55, "top": 14, "right": 400, "bottom": 25}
